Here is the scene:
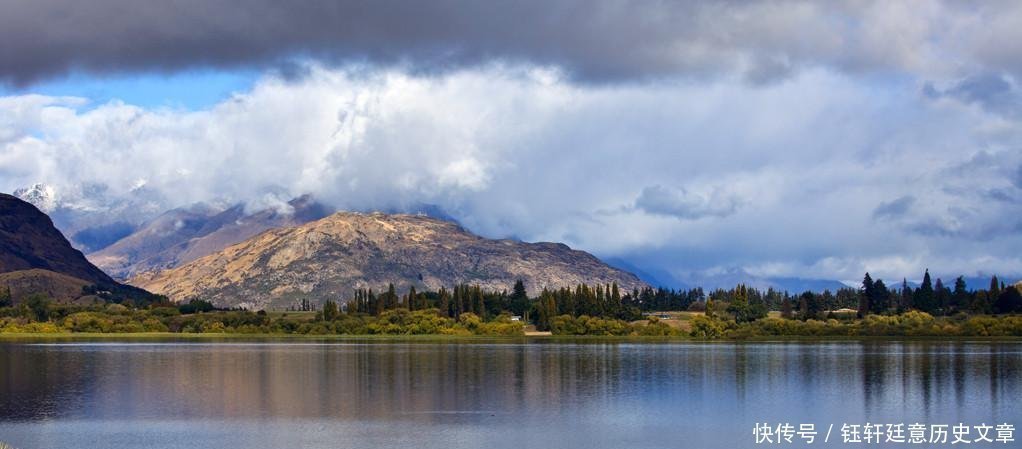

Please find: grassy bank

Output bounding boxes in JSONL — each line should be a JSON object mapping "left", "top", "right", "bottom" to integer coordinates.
{"left": 2, "top": 331, "right": 1021, "bottom": 344}
{"left": 3, "top": 296, "right": 1022, "bottom": 340}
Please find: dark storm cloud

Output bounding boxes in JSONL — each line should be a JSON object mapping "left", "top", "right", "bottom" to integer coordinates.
{"left": 925, "top": 73, "right": 1022, "bottom": 119}
{"left": 872, "top": 195, "right": 915, "bottom": 220}
{"left": 985, "top": 188, "right": 1019, "bottom": 204}
{"left": 634, "top": 185, "right": 741, "bottom": 220}
{"left": 0, "top": 0, "right": 740, "bottom": 85}
{"left": 2, "top": 0, "right": 1009, "bottom": 86}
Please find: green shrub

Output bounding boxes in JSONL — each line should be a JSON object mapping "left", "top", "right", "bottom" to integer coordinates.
{"left": 141, "top": 318, "right": 169, "bottom": 332}
{"left": 689, "top": 315, "right": 729, "bottom": 339}
{"left": 634, "top": 317, "right": 680, "bottom": 336}
{"left": 149, "top": 307, "right": 181, "bottom": 317}
{"left": 63, "top": 312, "right": 114, "bottom": 333}
{"left": 548, "top": 315, "right": 632, "bottom": 335}
{"left": 200, "top": 321, "right": 227, "bottom": 333}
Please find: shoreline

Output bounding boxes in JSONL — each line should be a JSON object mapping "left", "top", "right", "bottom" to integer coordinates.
{"left": 1, "top": 332, "right": 1020, "bottom": 343}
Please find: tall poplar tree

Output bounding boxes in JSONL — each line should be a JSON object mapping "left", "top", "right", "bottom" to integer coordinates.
{"left": 438, "top": 287, "right": 451, "bottom": 317}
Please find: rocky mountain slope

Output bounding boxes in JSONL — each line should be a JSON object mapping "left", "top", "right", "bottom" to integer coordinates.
{"left": 89, "top": 195, "right": 330, "bottom": 280}
{"left": 1, "top": 193, "right": 118, "bottom": 285}
{"left": 134, "top": 211, "right": 646, "bottom": 310}
{"left": 0, "top": 193, "right": 152, "bottom": 303}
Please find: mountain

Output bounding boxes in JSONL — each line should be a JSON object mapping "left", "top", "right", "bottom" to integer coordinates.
{"left": 1, "top": 193, "right": 118, "bottom": 284}
{"left": 13, "top": 182, "right": 168, "bottom": 252}
{"left": 604, "top": 257, "right": 689, "bottom": 289}
{"left": 765, "top": 277, "right": 850, "bottom": 293}
{"left": 133, "top": 211, "right": 647, "bottom": 310}
{"left": 12, "top": 183, "right": 59, "bottom": 213}
{"left": 0, "top": 193, "right": 151, "bottom": 302}
{"left": 89, "top": 195, "right": 332, "bottom": 280}
{"left": 896, "top": 275, "right": 1021, "bottom": 291}
{"left": 959, "top": 275, "right": 1010, "bottom": 291}
{"left": 670, "top": 267, "right": 848, "bottom": 292}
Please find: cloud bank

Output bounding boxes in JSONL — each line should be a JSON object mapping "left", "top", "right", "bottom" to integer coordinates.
{"left": 2, "top": 1, "right": 1022, "bottom": 86}
{"left": 2, "top": 64, "right": 1020, "bottom": 283}
{"left": 2, "top": 1, "right": 1021, "bottom": 284}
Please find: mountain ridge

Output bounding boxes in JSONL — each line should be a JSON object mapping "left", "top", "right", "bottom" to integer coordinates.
{"left": 0, "top": 193, "right": 152, "bottom": 302}
{"left": 13, "top": 182, "right": 168, "bottom": 252}
{"left": 134, "top": 211, "right": 647, "bottom": 310}
{"left": 89, "top": 195, "right": 332, "bottom": 280}
{"left": 1, "top": 193, "right": 117, "bottom": 285}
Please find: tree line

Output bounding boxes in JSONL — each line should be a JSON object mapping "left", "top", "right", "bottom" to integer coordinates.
{"left": 2, "top": 270, "right": 1020, "bottom": 337}
{"left": 314, "top": 270, "right": 1021, "bottom": 328}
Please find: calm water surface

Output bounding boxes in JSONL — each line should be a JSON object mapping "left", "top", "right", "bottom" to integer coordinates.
{"left": 0, "top": 340, "right": 1019, "bottom": 449}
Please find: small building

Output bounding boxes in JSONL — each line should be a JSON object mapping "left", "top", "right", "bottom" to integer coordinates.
{"left": 510, "top": 315, "right": 522, "bottom": 322}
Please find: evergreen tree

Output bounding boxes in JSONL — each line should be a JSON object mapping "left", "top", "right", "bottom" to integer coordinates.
{"left": 990, "top": 276, "right": 1001, "bottom": 300}
{"left": 536, "top": 290, "right": 558, "bottom": 331}
{"left": 994, "top": 285, "right": 1022, "bottom": 314}
{"left": 970, "top": 290, "right": 992, "bottom": 315}
{"left": 510, "top": 280, "right": 529, "bottom": 316}
{"left": 780, "top": 297, "right": 793, "bottom": 319}
{"left": 899, "top": 279, "right": 913, "bottom": 312}
{"left": 859, "top": 273, "right": 874, "bottom": 318}
{"left": 870, "top": 279, "right": 889, "bottom": 315}
{"left": 914, "top": 270, "right": 936, "bottom": 314}
{"left": 0, "top": 285, "right": 11, "bottom": 308}
{"left": 935, "top": 278, "right": 950, "bottom": 315}
{"left": 798, "top": 291, "right": 822, "bottom": 320}
{"left": 952, "top": 276, "right": 969, "bottom": 313}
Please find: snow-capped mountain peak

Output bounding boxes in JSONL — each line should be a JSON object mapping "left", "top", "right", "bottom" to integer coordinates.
{"left": 12, "top": 183, "right": 58, "bottom": 213}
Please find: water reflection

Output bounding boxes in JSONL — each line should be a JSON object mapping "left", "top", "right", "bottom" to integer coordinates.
{"left": 0, "top": 341, "right": 1018, "bottom": 449}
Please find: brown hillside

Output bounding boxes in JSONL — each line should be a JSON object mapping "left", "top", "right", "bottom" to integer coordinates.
{"left": 134, "top": 211, "right": 646, "bottom": 310}
{"left": 1, "top": 193, "right": 116, "bottom": 285}
{"left": 0, "top": 269, "right": 94, "bottom": 303}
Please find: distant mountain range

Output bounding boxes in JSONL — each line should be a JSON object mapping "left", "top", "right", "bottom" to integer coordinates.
{"left": 605, "top": 260, "right": 849, "bottom": 293}
{"left": 897, "top": 275, "right": 1009, "bottom": 291}
{"left": 133, "top": 211, "right": 647, "bottom": 310}
{"left": 89, "top": 195, "right": 332, "bottom": 280}
{"left": 13, "top": 182, "right": 168, "bottom": 253}
{"left": 8, "top": 183, "right": 1016, "bottom": 305}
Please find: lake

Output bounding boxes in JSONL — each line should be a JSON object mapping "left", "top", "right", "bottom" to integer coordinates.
{"left": 0, "top": 339, "right": 1019, "bottom": 448}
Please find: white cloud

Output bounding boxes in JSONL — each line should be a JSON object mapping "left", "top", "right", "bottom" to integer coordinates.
{"left": 1, "top": 64, "right": 1020, "bottom": 281}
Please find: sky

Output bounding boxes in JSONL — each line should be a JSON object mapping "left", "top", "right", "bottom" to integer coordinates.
{"left": 1, "top": 0, "right": 1020, "bottom": 286}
